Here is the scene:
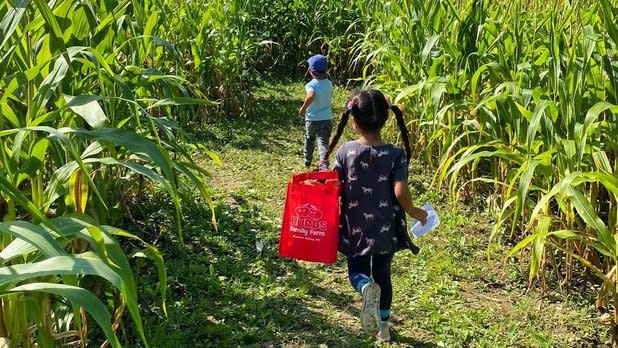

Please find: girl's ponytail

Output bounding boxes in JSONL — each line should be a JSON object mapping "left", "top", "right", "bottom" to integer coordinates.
{"left": 390, "top": 104, "right": 412, "bottom": 164}
{"left": 324, "top": 109, "right": 351, "bottom": 161}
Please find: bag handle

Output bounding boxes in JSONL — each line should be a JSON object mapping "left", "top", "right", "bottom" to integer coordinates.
{"left": 292, "top": 170, "right": 339, "bottom": 183}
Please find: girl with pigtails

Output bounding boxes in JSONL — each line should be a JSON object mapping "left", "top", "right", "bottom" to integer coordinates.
{"left": 322, "top": 89, "right": 428, "bottom": 342}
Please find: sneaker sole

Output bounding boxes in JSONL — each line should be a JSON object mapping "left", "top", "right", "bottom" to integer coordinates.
{"left": 360, "top": 283, "right": 381, "bottom": 334}
{"left": 377, "top": 328, "right": 391, "bottom": 342}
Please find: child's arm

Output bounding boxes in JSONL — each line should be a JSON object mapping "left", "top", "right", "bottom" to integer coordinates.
{"left": 394, "top": 181, "right": 428, "bottom": 225}
{"left": 298, "top": 90, "right": 315, "bottom": 118}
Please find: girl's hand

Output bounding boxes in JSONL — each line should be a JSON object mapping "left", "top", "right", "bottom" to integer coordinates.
{"left": 415, "top": 208, "right": 428, "bottom": 225}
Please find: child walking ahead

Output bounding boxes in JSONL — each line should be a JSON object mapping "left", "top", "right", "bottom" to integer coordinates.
{"left": 298, "top": 54, "right": 334, "bottom": 169}
{"left": 324, "top": 89, "right": 428, "bottom": 341}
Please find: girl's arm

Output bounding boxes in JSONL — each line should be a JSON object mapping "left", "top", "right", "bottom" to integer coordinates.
{"left": 298, "top": 90, "right": 315, "bottom": 118}
{"left": 394, "top": 181, "right": 428, "bottom": 224}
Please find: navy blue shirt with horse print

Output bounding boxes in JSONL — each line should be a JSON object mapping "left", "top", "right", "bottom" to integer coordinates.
{"left": 333, "top": 141, "right": 415, "bottom": 257}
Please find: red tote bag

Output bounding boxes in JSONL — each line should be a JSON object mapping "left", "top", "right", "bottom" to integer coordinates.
{"left": 279, "top": 170, "right": 341, "bottom": 264}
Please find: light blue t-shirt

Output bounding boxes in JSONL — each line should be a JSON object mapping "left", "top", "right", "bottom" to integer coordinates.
{"left": 305, "top": 78, "right": 334, "bottom": 121}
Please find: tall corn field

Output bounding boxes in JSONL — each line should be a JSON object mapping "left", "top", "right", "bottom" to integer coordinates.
{"left": 0, "top": 0, "right": 356, "bottom": 345}
{"left": 156, "top": 0, "right": 361, "bottom": 115}
{"left": 352, "top": 0, "right": 618, "bottom": 341}
{"left": 3, "top": 0, "right": 618, "bottom": 345}
{"left": 0, "top": 0, "right": 215, "bottom": 346}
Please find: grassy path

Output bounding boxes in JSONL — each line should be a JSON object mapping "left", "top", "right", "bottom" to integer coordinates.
{"left": 138, "top": 80, "right": 606, "bottom": 347}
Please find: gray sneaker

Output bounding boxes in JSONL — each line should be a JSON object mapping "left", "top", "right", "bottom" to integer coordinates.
{"left": 377, "top": 320, "right": 390, "bottom": 342}
{"left": 360, "top": 282, "right": 381, "bottom": 334}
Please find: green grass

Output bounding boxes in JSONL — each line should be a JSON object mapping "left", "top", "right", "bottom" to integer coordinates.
{"left": 132, "top": 80, "right": 609, "bottom": 347}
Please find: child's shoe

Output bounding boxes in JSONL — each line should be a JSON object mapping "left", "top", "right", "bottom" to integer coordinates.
{"left": 377, "top": 320, "right": 390, "bottom": 342}
{"left": 360, "top": 282, "right": 381, "bottom": 334}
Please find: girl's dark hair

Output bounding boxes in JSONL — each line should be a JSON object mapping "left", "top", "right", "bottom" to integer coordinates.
{"left": 325, "top": 89, "right": 411, "bottom": 163}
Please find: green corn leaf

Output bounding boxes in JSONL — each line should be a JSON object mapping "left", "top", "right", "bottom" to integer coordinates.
{"left": 593, "top": 151, "right": 613, "bottom": 173}
{"left": 421, "top": 35, "right": 439, "bottom": 66}
{"left": 32, "top": 0, "right": 64, "bottom": 40}
{"left": 31, "top": 54, "right": 69, "bottom": 123}
{"left": 81, "top": 142, "right": 105, "bottom": 158}
{"left": 63, "top": 95, "right": 109, "bottom": 129}
{"left": 74, "top": 128, "right": 172, "bottom": 177}
{"left": 0, "top": 0, "right": 31, "bottom": 52}
{"left": 578, "top": 102, "right": 618, "bottom": 161}
{"left": 529, "top": 173, "right": 577, "bottom": 228}
{"left": 394, "top": 82, "right": 424, "bottom": 104}
{"left": 470, "top": 63, "right": 489, "bottom": 101}
{"left": 0, "top": 254, "right": 122, "bottom": 290}
{"left": 133, "top": 245, "right": 168, "bottom": 315}
{"left": 43, "top": 156, "right": 171, "bottom": 213}
{"left": 0, "top": 221, "right": 66, "bottom": 262}
{"left": 85, "top": 225, "right": 114, "bottom": 267}
{"left": 592, "top": 172, "right": 618, "bottom": 196}
{"left": 511, "top": 157, "right": 545, "bottom": 236}
{"left": 74, "top": 128, "right": 182, "bottom": 241}
{"left": 102, "top": 226, "right": 156, "bottom": 346}
{"left": 526, "top": 100, "right": 552, "bottom": 154}
{"left": 5, "top": 127, "right": 111, "bottom": 213}
{"left": 0, "top": 175, "right": 53, "bottom": 228}
{"left": 488, "top": 195, "right": 517, "bottom": 259}
{"left": 147, "top": 97, "right": 216, "bottom": 109}
{"left": 506, "top": 232, "right": 537, "bottom": 259}
{"left": 446, "top": 148, "right": 523, "bottom": 178}
{"left": 16, "top": 215, "right": 150, "bottom": 346}
{"left": 599, "top": 0, "right": 618, "bottom": 47}
{"left": 0, "top": 238, "right": 36, "bottom": 263}
{"left": 71, "top": 4, "right": 92, "bottom": 40}
{"left": 528, "top": 216, "right": 551, "bottom": 283}
{"left": 548, "top": 230, "right": 581, "bottom": 240}
{"left": 515, "top": 102, "right": 532, "bottom": 122}
{"left": 43, "top": 161, "right": 80, "bottom": 211}
{"left": 0, "top": 215, "right": 95, "bottom": 262}
{"left": 9, "top": 283, "right": 121, "bottom": 348}
{"left": 565, "top": 186, "right": 614, "bottom": 254}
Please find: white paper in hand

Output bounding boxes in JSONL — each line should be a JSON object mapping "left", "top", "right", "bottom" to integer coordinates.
{"left": 409, "top": 203, "right": 440, "bottom": 238}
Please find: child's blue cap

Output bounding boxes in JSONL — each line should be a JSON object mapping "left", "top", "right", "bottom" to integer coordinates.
{"left": 307, "top": 54, "right": 328, "bottom": 73}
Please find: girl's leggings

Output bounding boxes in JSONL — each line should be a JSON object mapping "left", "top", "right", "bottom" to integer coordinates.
{"left": 347, "top": 253, "right": 394, "bottom": 320}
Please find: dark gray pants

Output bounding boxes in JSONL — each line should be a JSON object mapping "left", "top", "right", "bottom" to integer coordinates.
{"left": 304, "top": 120, "right": 332, "bottom": 167}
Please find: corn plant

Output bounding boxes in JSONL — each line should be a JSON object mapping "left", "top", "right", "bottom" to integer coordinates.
{"left": 0, "top": 0, "right": 215, "bottom": 345}
{"left": 244, "top": 0, "right": 361, "bottom": 78}
{"left": 350, "top": 0, "right": 618, "bottom": 343}
{"left": 147, "top": 0, "right": 262, "bottom": 117}
{"left": 152, "top": 0, "right": 363, "bottom": 119}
